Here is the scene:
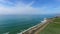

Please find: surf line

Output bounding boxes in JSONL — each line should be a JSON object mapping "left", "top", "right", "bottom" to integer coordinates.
{"left": 18, "top": 18, "right": 48, "bottom": 34}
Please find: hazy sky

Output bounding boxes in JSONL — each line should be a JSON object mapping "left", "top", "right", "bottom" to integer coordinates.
{"left": 0, "top": 0, "right": 60, "bottom": 15}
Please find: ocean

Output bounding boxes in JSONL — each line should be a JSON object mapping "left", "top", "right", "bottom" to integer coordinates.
{"left": 0, "top": 15, "right": 55, "bottom": 34}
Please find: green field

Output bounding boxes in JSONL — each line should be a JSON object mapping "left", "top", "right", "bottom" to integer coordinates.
{"left": 39, "top": 18, "right": 60, "bottom": 34}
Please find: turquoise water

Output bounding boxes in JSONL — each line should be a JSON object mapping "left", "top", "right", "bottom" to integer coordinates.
{"left": 0, "top": 15, "right": 54, "bottom": 34}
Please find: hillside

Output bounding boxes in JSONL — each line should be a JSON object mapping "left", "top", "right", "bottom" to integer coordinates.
{"left": 39, "top": 18, "right": 60, "bottom": 34}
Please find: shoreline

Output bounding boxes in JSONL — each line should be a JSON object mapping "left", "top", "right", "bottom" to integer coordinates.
{"left": 18, "top": 18, "right": 48, "bottom": 34}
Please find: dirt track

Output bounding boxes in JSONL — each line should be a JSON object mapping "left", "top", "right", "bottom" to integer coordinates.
{"left": 22, "top": 19, "right": 52, "bottom": 34}
{"left": 34, "top": 22, "right": 49, "bottom": 34}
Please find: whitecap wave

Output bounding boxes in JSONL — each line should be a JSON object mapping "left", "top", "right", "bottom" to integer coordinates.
{"left": 17, "top": 18, "right": 47, "bottom": 34}
{"left": 17, "top": 32, "right": 22, "bottom": 34}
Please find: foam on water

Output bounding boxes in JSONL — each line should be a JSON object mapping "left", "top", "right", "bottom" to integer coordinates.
{"left": 17, "top": 32, "right": 22, "bottom": 34}
{"left": 3, "top": 32, "right": 9, "bottom": 34}
{"left": 17, "top": 18, "right": 47, "bottom": 34}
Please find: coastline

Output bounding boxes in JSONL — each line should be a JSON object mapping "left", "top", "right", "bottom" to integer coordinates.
{"left": 18, "top": 18, "right": 49, "bottom": 34}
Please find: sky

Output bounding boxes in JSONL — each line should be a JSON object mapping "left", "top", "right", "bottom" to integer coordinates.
{"left": 0, "top": 0, "right": 60, "bottom": 15}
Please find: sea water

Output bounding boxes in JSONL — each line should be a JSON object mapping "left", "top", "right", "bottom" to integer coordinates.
{"left": 0, "top": 15, "right": 55, "bottom": 34}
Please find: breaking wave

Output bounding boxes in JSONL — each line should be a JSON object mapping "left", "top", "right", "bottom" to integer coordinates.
{"left": 3, "top": 32, "right": 9, "bottom": 34}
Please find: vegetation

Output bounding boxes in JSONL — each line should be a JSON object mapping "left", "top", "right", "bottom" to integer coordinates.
{"left": 39, "top": 18, "right": 60, "bottom": 34}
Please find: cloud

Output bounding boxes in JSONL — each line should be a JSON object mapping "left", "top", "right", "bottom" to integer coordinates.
{"left": 0, "top": 0, "right": 60, "bottom": 15}
{"left": 0, "top": 0, "right": 39, "bottom": 15}
{"left": 0, "top": 0, "right": 45, "bottom": 15}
